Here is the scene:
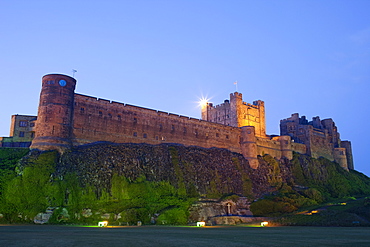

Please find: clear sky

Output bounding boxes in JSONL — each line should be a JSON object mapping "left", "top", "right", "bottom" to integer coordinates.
{"left": 1, "top": 0, "right": 369, "bottom": 176}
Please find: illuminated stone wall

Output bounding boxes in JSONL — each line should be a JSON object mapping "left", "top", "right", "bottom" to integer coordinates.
{"left": 28, "top": 74, "right": 352, "bottom": 170}
{"left": 201, "top": 92, "right": 266, "bottom": 137}
{"left": 72, "top": 93, "right": 241, "bottom": 154}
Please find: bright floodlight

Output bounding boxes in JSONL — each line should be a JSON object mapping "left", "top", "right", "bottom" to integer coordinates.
{"left": 197, "top": 221, "right": 206, "bottom": 227}
{"left": 98, "top": 221, "right": 108, "bottom": 227}
{"left": 261, "top": 221, "right": 268, "bottom": 227}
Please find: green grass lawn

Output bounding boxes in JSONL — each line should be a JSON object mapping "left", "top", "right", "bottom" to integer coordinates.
{"left": 0, "top": 225, "right": 369, "bottom": 246}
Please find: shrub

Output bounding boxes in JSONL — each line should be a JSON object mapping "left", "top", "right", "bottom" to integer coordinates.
{"left": 157, "top": 207, "right": 188, "bottom": 225}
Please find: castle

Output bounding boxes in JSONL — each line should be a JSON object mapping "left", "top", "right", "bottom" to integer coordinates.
{"left": 1, "top": 74, "right": 353, "bottom": 170}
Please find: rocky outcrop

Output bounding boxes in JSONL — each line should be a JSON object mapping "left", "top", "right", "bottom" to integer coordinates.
{"left": 56, "top": 142, "right": 287, "bottom": 198}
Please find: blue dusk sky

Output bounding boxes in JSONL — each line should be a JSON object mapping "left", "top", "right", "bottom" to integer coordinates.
{"left": 1, "top": 1, "right": 369, "bottom": 176}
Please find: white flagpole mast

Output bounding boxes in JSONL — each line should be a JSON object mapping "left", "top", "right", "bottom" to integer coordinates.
{"left": 234, "top": 81, "right": 238, "bottom": 92}
{"left": 72, "top": 69, "right": 77, "bottom": 78}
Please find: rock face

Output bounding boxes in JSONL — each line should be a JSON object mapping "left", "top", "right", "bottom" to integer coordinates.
{"left": 15, "top": 141, "right": 369, "bottom": 225}
{"left": 56, "top": 142, "right": 290, "bottom": 199}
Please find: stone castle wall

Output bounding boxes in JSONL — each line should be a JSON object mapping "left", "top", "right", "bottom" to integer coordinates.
{"left": 72, "top": 93, "right": 242, "bottom": 154}
{"left": 280, "top": 113, "right": 353, "bottom": 170}
{"left": 28, "top": 74, "right": 352, "bottom": 170}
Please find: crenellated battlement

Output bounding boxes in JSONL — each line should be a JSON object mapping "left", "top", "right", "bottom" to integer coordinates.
{"left": 280, "top": 113, "right": 352, "bottom": 170}
{"left": 15, "top": 74, "right": 352, "bottom": 171}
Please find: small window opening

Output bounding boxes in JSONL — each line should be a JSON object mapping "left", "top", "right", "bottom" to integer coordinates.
{"left": 19, "top": 121, "right": 28, "bottom": 127}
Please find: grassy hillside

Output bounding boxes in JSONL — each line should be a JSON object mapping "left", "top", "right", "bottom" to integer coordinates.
{"left": 0, "top": 145, "right": 369, "bottom": 225}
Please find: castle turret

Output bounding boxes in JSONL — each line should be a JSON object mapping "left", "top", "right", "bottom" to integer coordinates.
{"left": 240, "top": 126, "right": 259, "bottom": 169}
{"left": 201, "top": 102, "right": 213, "bottom": 121}
{"left": 278, "top": 135, "right": 293, "bottom": 160}
{"left": 251, "top": 100, "right": 266, "bottom": 137}
{"left": 230, "top": 92, "right": 243, "bottom": 127}
{"left": 334, "top": 148, "right": 348, "bottom": 171}
{"left": 30, "top": 74, "right": 76, "bottom": 152}
{"left": 341, "top": 141, "right": 354, "bottom": 170}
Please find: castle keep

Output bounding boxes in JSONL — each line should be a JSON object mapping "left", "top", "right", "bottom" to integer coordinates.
{"left": 3, "top": 74, "right": 353, "bottom": 170}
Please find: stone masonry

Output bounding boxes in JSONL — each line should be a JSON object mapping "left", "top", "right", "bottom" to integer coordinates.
{"left": 23, "top": 73, "right": 353, "bottom": 170}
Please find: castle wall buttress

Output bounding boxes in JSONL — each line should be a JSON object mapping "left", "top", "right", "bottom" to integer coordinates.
{"left": 240, "top": 126, "right": 258, "bottom": 169}
{"left": 334, "top": 148, "right": 348, "bottom": 171}
{"left": 277, "top": 136, "right": 293, "bottom": 160}
{"left": 340, "top": 141, "right": 353, "bottom": 170}
{"left": 30, "top": 74, "right": 76, "bottom": 152}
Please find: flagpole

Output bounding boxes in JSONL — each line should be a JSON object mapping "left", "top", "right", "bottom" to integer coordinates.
{"left": 234, "top": 81, "right": 238, "bottom": 92}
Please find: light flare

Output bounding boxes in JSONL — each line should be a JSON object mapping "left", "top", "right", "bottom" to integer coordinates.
{"left": 198, "top": 95, "right": 211, "bottom": 108}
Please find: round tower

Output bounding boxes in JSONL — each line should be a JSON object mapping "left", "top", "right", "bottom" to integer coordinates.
{"left": 240, "top": 126, "right": 259, "bottom": 169}
{"left": 333, "top": 148, "right": 349, "bottom": 171}
{"left": 30, "top": 74, "right": 76, "bottom": 152}
{"left": 278, "top": 135, "right": 293, "bottom": 160}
